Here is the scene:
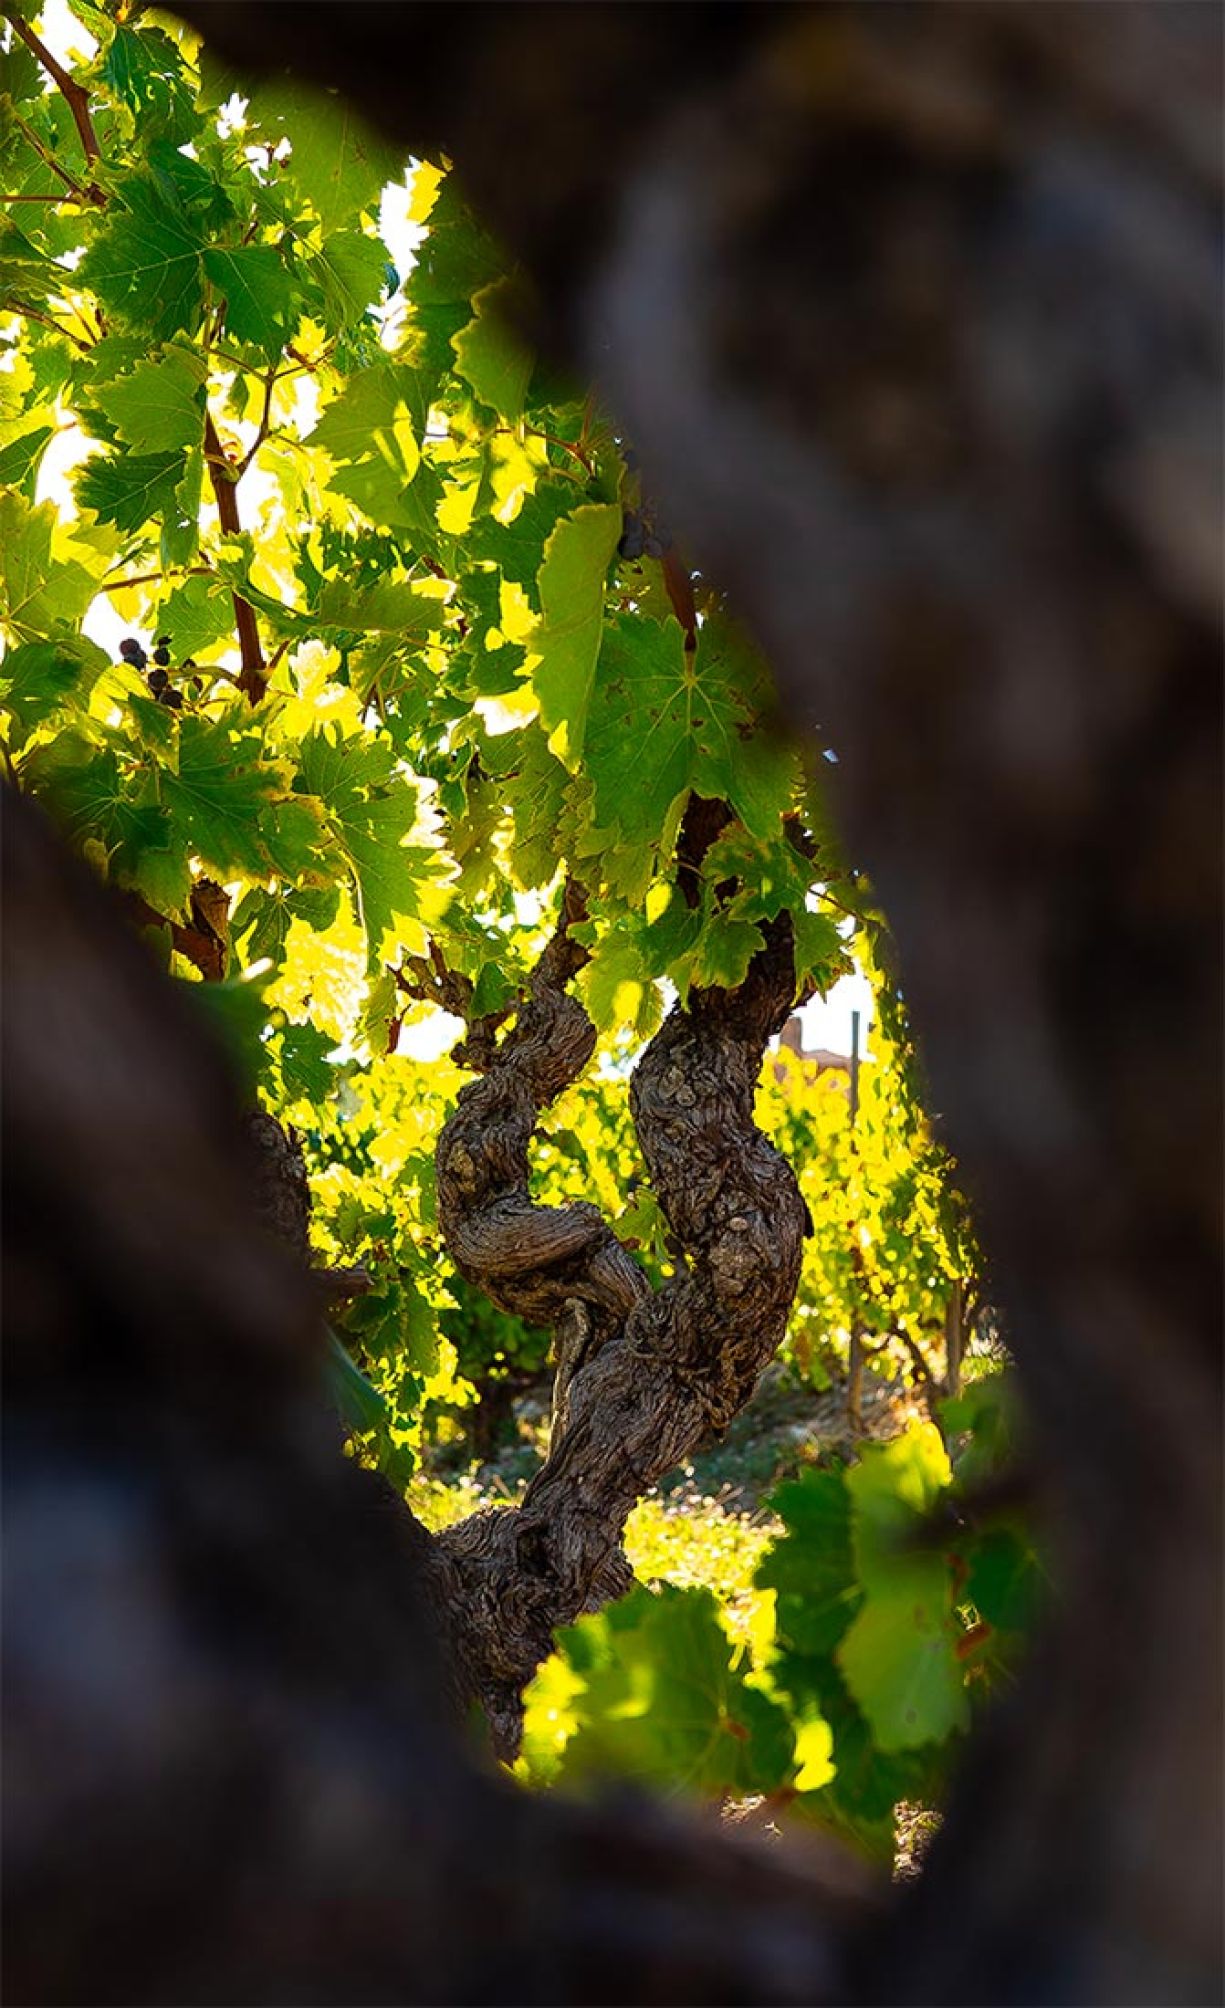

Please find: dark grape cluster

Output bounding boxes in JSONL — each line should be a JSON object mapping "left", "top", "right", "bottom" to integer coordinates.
{"left": 121, "top": 635, "right": 183, "bottom": 708}
{"left": 617, "top": 508, "right": 673, "bottom": 563}
{"left": 617, "top": 509, "right": 646, "bottom": 561}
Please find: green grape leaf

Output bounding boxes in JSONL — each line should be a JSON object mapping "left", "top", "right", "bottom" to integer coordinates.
{"left": 295, "top": 726, "right": 446, "bottom": 968}
{"left": 688, "top": 911, "right": 764, "bottom": 992}
{"left": 326, "top": 1324, "right": 393, "bottom": 1437}
{"left": 0, "top": 422, "right": 54, "bottom": 489}
{"left": 312, "top": 228, "right": 388, "bottom": 333}
{"left": 161, "top": 446, "right": 203, "bottom": 568}
{"left": 532, "top": 501, "right": 621, "bottom": 764}
{"left": 787, "top": 1654, "right": 938, "bottom": 1855}
{"left": 836, "top": 1592, "right": 968, "bottom": 1755}
{"left": 579, "top": 928, "right": 649, "bottom": 1035}
{"left": 99, "top": 23, "right": 196, "bottom": 141}
{"left": 757, "top": 1468, "right": 864, "bottom": 1659}
{"left": 75, "top": 447, "right": 186, "bottom": 535}
{"left": 791, "top": 905, "right": 847, "bottom": 988}
{"left": 466, "top": 478, "right": 578, "bottom": 591}
{"left": 411, "top": 174, "right": 503, "bottom": 305}
{"left": 965, "top": 1528, "right": 1043, "bottom": 1634}
{"left": 157, "top": 573, "right": 235, "bottom": 658}
{"left": 22, "top": 733, "right": 173, "bottom": 879}
{"left": 98, "top": 347, "right": 206, "bottom": 454}
{"left": 548, "top": 1584, "right": 794, "bottom": 1799}
{"left": 848, "top": 1423, "right": 952, "bottom": 1594}
{"left": 308, "top": 362, "right": 424, "bottom": 527}
{"left": 312, "top": 574, "right": 442, "bottom": 644}
{"left": 125, "top": 828, "right": 194, "bottom": 920}
{"left": 243, "top": 78, "right": 402, "bottom": 230}
{"left": 273, "top": 1020, "right": 336, "bottom": 1103}
{"left": 145, "top": 135, "right": 234, "bottom": 231}
{"left": 689, "top": 614, "right": 798, "bottom": 839}
{"left": 451, "top": 276, "right": 532, "bottom": 421}
{"left": 583, "top": 611, "right": 795, "bottom": 851}
{"left": 160, "top": 712, "right": 321, "bottom": 880}
{"left": 203, "top": 244, "right": 297, "bottom": 356}
{"left": 79, "top": 173, "right": 206, "bottom": 341}
{"left": 0, "top": 491, "right": 97, "bottom": 640}
{"left": 0, "top": 634, "right": 109, "bottom": 743}
{"left": 835, "top": 1425, "right": 968, "bottom": 1751}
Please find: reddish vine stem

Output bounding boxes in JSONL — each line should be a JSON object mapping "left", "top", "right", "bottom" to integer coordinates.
{"left": 119, "top": 880, "right": 230, "bottom": 983}
{"left": 6, "top": 12, "right": 102, "bottom": 179}
{"left": 203, "top": 412, "right": 267, "bottom": 704}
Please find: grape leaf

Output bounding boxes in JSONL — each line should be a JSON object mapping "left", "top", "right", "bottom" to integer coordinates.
{"left": 411, "top": 175, "right": 503, "bottom": 305}
{"left": 548, "top": 1584, "right": 794, "bottom": 1799}
{"left": 0, "top": 423, "right": 54, "bottom": 489}
{"left": 99, "top": 347, "right": 206, "bottom": 454}
{"left": 161, "top": 448, "right": 203, "bottom": 569}
{"left": 80, "top": 174, "right": 206, "bottom": 341}
{"left": 308, "top": 362, "right": 424, "bottom": 527}
{"left": 295, "top": 727, "right": 447, "bottom": 967}
{"left": 75, "top": 448, "right": 186, "bottom": 536}
{"left": 584, "top": 611, "right": 795, "bottom": 850}
{"left": 203, "top": 244, "right": 297, "bottom": 356}
{"left": 835, "top": 1426, "right": 968, "bottom": 1751}
{"left": 837, "top": 1591, "right": 968, "bottom": 1754}
{"left": 785, "top": 1654, "right": 938, "bottom": 1855}
{"left": 531, "top": 502, "right": 621, "bottom": 764}
{"left": 688, "top": 911, "right": 765, "bottom": 991}
{"left": 99, "top": 24, "right": 195, "bottom": 142}
{"left": 965, "top": 1528, "right": 1042, "bottom": 1634}
{"left": 0, "top": 491, "right": 97, "bottom": 641}
{"left": 312, "top": 228, "right": 388, "bottom": 333}
{"left": 451, "top": 276, "right": 532, "bottom": 421}
{"left": 0, "top": 634, "right": 108, "bottom": 742}
{"left": 757, "top": 1468, "right": 864, "bottom": 1660}
{"left": 22, "top": 734, "right": 173, "bottom": 878}
{"left": 160, "top": 712, "right": 322, "bottom": 880}
{"left": 243, "top": 78, "right": 402, "bottom": 230}
{"left": 157, "top": 573, "right": 235, "bottom": 658}
{"left": 466, "top": 478, "right": 578, "bottom": 591}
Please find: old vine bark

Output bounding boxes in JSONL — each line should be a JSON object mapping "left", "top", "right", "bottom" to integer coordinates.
{"left": 430, "top": 889, "right": 806, "bottom": 1753}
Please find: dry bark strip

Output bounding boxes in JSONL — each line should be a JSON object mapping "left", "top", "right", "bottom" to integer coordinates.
{"left": 434, "top": 902, "right": 807, "bottom": 1755}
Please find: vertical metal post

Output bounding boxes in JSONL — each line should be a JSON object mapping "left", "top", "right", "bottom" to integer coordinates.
{"left": 849, "top": 1007, "right": 861, "bottom": 1124}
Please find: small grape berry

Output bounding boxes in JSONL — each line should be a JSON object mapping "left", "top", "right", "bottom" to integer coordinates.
{"left": 618, "top": 510, "right": 646, "bottom": 561}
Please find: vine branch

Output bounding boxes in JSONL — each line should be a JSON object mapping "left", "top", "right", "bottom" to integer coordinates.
{"left": 6, "top": 12, "right": 102, "bottom": 175}
{"left": 203, "top": 411, "right": 267, "bottom": 704}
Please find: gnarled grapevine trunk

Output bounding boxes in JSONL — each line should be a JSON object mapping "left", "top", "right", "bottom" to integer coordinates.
{"left": 433, "top": 904, "right": 807, "bottom": 1754}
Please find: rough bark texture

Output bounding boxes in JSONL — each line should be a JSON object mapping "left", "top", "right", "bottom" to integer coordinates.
{"left": 12, "top": 2, "right": 1225, "bottom": 2002}
{"left": 434, "top": 901, "right": 806, "bottom": 1753}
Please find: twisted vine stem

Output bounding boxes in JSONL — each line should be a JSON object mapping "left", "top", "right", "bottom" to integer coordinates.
{"left": 433, "top": 884, "right": 808, "bottom": 1756}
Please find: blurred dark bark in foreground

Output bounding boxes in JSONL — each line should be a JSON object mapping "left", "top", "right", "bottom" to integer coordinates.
{"left": 6, "top": 3, "right": 1223, "bottom": 2003}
